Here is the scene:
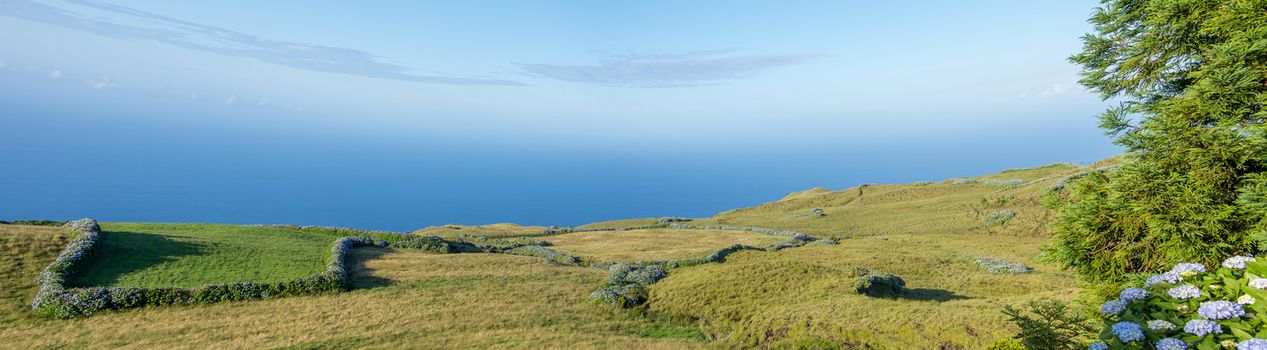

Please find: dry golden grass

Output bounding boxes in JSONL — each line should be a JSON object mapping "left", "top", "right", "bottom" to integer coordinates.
{"left": 412, "top": 223, "right": 548, "bottom": 238}
{"left": 650, "top": 234, "right": 1083, "bottom": 348}
{"left": 639, "top": 163, "right": 1095, "bottom": 348}
{"left": 543, "top": 229, "right": 785, "bottom": 263}
{"left": 0, "top": 224, "right": 70, "bottom": 326}
{"left": 692, "top": 163, "right": 1087, "bottom": 238}
{"left": 1, "top": 233, "right": 704, "bottom": 349}
{"left": 577, "top": 218, "right": 662, "bottom": 229}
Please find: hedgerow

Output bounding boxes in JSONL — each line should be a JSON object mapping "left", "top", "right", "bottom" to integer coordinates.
{"left": 32, "top": 220, "right": 398, "bottom": 318}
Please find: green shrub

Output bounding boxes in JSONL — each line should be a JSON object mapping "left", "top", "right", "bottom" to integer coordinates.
{"left": 1001, "top": 299, "right": 1092, "bottom": 350}
{"left": 1088, "top": 257, "right": 1267, "bottom": 349}
{"left": 4, "top": 219, "right": 66, "bottom": 226}
{"left": 985, "top": 339, "right": 1026, "bottom": 350}
{"left": 975, "top": 258, "right": 1032, "bottom": 274}
{"left": 850, "top": 267, "right": 906, "bottom": 298}
{"left": 982, "top": 210, "right": 1016, "bottom": 227}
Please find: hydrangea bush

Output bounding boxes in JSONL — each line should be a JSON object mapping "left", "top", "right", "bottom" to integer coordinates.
{"left": 975, "top": 257, "right": 1033, "bottom": 274}
{"left": 1091, "top": 257, "right": 1267, "bottom": 349}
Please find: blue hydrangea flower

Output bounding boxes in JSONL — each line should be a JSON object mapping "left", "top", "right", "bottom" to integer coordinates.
{"left": 1155, "top": 338, "right": 1187, "bottom": 350}
{"left": 1197, "top": 300, "right": 1245, "bottom": 320}
{"left": 1146, "top": 272, "right": 1183, "bottom": 287}
{"left": 1088, "top": 343, "right": 1108, "bottom": 350}
{"left": 1146, "top": 319, "right": 1176, "bottom": 330}
{"left": 1184, "top": 319, "right": 1222, "bottom": 337}
{"left": 1101, "top": 300, "right": 1127, "bottom": 314}
{"left": 1168, "top": 284, "right": 1201, "bottom": 299}
{"left": 1171, "top": 263, "right": 1207, "bottom": 275}
{"left": 1222, "top": 256, "right": 1256, "bottom": 269}
{"left": 1240, "top": 339, "right": 1267, "bottom": 350}
{"left": 1111, "top": 322, "right": 1144, "bottom": 342}
{"left": 1252, "top": 278, "right": 1267, "bottom": 289}
{"left": 1120, "top": 287, "right": 1149, "bottom": 301}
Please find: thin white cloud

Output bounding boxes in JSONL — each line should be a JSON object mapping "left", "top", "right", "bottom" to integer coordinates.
{"left": 516, "top": 49, "right": 825, "bottom": 87}
{"left": 225, "top": 95, "right": 237, "bottom": 105}
{"left": 0, "top": 0, "right": 525, "bottom": 86}
{"left": 1039, "top": 83, "right": 1075, "bottom": 97}
{"left": 85, "top": 77, "right": 118, "bottom": 90}
{"left": 49, "top": 69, "right": 62, "bottom": 79}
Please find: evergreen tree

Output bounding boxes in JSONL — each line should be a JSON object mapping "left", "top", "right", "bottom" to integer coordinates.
{"left": 1047, "top": 0, "right": 1267, "bottom": 281}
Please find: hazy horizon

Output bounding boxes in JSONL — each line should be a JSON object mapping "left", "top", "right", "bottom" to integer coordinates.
{"left": 0, "top": 0, "right": 1120, "bottom": 231}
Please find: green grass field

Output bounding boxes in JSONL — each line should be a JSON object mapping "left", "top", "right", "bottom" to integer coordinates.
{"left": 3, "top": 162, "right": 1106, "bottom": 348}
{"left": 69, "top": 223, "right": 336, "bottom": 288}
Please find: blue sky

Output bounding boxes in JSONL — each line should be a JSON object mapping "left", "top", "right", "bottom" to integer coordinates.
{"left": 0, "top": 1, "right": 1119, "bottom": 230}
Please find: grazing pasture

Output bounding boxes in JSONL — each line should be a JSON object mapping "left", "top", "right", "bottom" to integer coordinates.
{"left": 69, "top": 223, "right": 336, "bottom": 288}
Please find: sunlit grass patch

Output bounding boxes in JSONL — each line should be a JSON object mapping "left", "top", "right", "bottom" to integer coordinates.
{"left": 69, "top": 223, "right": 336, "bottom": 288}
{"left": 544, "top": 228, "right": 785, "bottom": 262}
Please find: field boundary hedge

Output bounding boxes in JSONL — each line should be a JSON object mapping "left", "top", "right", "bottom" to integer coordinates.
{"left": 31, "top": 220, "right": 451, "bottom": 318}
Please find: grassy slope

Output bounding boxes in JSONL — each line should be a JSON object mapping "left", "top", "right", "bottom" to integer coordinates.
{"left": 0, "top": 224, "right": 70, "bottom": 326}
{"left": 70, "top": 223, "right": 336, "bottom": 288}
{"left": 0, "top": 231, "right": 704, "bottom": 348}
{"left": 543, "top": 228, "right": 785, "bottom": 263}
{"left": 647, "top": 163, "right": 1092, "bottom": 348}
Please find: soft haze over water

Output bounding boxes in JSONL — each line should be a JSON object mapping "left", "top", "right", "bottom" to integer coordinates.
{"left": 0, "top": 1, "right": 1118, "bottom": 231}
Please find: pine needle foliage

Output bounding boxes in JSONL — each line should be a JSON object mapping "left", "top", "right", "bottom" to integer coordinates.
{"left": 1047, "top": 0, "right": 1267, "bottom": 281}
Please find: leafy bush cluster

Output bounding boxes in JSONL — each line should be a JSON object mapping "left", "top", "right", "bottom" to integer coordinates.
{"left": 1090, "top": 258, "right": 1267, "bottom": 349}
{"left": 1, "top": 219, "right": 67, "bottom": 226}
{"left": 452, "top": 233, "right": 548, "bottom": 251}
{"left": 983, "top": 210, "right": 1017, "bottom": 227}
{"left": 31, "top": 220, "right": 393, "bottom": 318}
{"left": 589, "top": 263, "right": 667, "bottom": 308}
{"left": 982, "top": 179, "right": 1027, "bottom": 188}
{"left": 502, "top": 246, "right": 582, "bottom": 266}
{"left": 541, "top": 223, "right": 672, "bottom": 235}
{"left": 656, "top": 217, "right": 692, "bottom": 224}
{"left": 975, "top": 258, "right": 1032, "bottom": 274}
{"left": 850, "top": 267, "right": 906, "bottom": 298}
{"left": 665, "top": 223, "right": 817, "bottom": 241}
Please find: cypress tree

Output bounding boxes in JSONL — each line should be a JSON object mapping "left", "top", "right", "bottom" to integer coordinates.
{"left": 1046, "top": 0, "right": 1267, "bottom": 281}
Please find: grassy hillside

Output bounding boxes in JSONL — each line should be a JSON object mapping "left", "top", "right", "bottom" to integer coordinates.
{"left": 5, "top": 162, "right": 1105, "bottom": 348}
{"left": 0, "top": 226, "right": 705, "bottom": 348}
{"left": 69, "top": 223, "right": 336, "bottom": 288}
{"left": 692, "top": 163, "right": 1087, "bottom": 238}
{"left": 544, "top": 228, "right": 785, "bottom": 263}
{"left": 642, "top": 163, "right": 1095, "bottom": 348}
